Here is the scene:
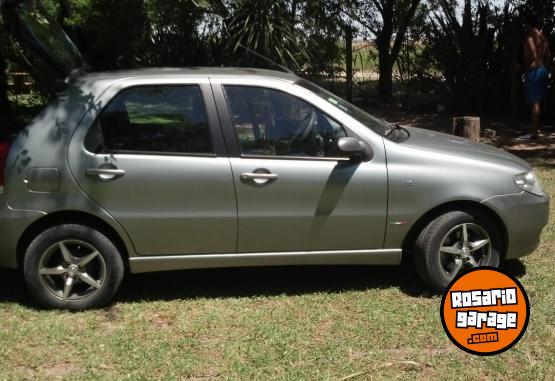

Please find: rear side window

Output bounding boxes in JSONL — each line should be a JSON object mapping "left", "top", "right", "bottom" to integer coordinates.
{"left": 86, "top": 85, "right": 213, "bottom": 154}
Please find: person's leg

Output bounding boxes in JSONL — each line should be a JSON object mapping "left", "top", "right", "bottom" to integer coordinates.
{"left": 520, "top": 68, "right": 543, "bottom": 140}
{"left": 530, "top": 101, "right": 541, "bottom": 136}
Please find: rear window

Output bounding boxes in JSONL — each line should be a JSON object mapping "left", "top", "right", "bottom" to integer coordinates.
{"left": 15, "top": 2, "right": 84, "bottom": 72}
{"left": 2, "top": 0, "right": 87, "bottom": 90}
{"left": 85, "top": 85, "right": 214, "bottom": 155}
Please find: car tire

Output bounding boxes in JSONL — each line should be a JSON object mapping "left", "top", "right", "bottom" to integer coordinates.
{"left": 23, "top": 224, "right": 124, "bottom": 310}
{"left": 414, "top": 210, "right": 501, "bottom": 291}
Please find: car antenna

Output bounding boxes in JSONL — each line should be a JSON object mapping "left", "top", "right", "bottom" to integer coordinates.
{"left": 220, "top": 19, "right": 295, "bottom": 75}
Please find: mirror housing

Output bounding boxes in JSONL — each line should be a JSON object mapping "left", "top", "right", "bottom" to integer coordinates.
{"left": 337, "top": 137, "right": 373, "bottom": 162}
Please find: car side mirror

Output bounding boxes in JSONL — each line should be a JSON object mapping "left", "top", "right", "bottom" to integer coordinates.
{"left": 337, "top": 137, "right": 373, "bottom": 162}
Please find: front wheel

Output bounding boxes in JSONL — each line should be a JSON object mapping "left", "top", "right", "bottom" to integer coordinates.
{"left": 23, "top": 224, "right": 124, "bottom": 310}
{"left": 414, "top": 211, "right": 501, "bottom": 291}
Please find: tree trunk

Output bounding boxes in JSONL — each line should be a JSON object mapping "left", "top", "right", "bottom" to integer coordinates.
{"left": 453, "top": 116, "right": 480, "bottom": 141}
{"left": 376, "top": 1, "right": 395, "bottom": 105}
{"left": 345, "top": 25, "right": 353, "bottom": 102}
{"left": 378, "top": 52, "right": 393, "bottom": 104}
{"left": 58, "top": 0, "right": 72, "bottom": 29}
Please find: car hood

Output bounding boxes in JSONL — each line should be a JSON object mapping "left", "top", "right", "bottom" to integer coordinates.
{"left": 400, "top": 127, "right": 531, "bottom": 171}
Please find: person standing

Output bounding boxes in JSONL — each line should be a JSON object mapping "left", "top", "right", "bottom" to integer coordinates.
{"left": 520, "top": 14, "right": 551, "bottom": 140}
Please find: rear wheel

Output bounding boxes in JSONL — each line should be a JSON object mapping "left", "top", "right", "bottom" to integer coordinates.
{"left": 414, "top": 211, "right": 501, "bottom": 291}
{"left": 24, "top": 224, "right": 124, "bottom": 310}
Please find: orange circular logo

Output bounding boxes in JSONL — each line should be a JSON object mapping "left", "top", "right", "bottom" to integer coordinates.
{"left": 440, "top": 267, "right": 530, "bottom": 356}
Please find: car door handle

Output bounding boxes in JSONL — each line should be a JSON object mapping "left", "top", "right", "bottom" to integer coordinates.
{"left": 240, "top": 173, "right": 279, "bottom": 180}
{"left": 86, "top": 168, "right": 126, "bottom": 181}
{"left": 86, "top": 168, "right": 126, "bottom": 176}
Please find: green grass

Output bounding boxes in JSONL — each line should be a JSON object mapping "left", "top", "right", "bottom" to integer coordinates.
{"left": 0, "top": 161, "right": 554, "bottom": 380}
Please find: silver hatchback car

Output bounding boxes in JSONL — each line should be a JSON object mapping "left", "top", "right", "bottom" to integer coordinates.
{"left": 0, "top": 1, "right": 550, "bottom": 310}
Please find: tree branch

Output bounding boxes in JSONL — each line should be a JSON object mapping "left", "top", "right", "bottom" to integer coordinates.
{"left": 370, "top": 0, "right": 383, "bottom": 13}
{"left": 323, "top": 0, "right": 379, "bottom": 37}
{"left": 391, "top": 0, "right": 421, "bottom": 61}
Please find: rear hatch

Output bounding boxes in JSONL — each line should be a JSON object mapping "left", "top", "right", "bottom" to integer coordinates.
{"left": 1, "top": 0, "right": 88, "bottom": 93}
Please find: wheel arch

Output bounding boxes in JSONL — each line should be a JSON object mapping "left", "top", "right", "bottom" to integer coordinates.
{"left": 402, "top": 201, "right": 508, "bottom": 259}
{"left": 17, "top": 210, "right": 130, "bottom": 270}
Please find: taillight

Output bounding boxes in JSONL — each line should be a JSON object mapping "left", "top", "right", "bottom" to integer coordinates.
{"left": 0, "top": 140, "right": 11, "bottom": 194}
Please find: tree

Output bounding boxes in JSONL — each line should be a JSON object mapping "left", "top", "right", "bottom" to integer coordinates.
{"left": 358, "top": 0, "right": 422, "bottom": 104}
{"left": 145, "top": 0, "right": 226, "bottom": 67}
{"left": 425, "top": 0, "right": 504, "bottom": 112}
{"left": 345, "top": 24, "right": 353, "bottom": 101}
{"left": 70, "top": 0, "right": 151, "bottom": 70}
{"left": 302, "top": 1, "right": 350, "bottom": 92}
{"left": 226, "top": 0, "right": 309, "bottom": 71}
{"left": 57, "top": 0, "right": 71, "bottom": 27}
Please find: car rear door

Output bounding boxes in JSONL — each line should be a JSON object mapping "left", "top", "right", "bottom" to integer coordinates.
{"left": 68, "top": 78, "right": 237, "bottom": 256}
{"left": 211, "top": 78, "right": 388, "bottom": 253}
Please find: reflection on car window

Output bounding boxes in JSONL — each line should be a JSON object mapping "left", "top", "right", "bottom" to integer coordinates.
{"left": 86, "top": 86, "right": 213, "bottom": 154}
{"left": 223, "top": 86, "right": 347, "bottom": 158}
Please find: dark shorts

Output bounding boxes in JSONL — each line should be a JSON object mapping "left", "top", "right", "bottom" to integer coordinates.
{"left": 525, "top": 66, "right": 549, "bottom": 104}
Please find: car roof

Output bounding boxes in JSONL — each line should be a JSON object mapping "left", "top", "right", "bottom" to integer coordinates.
{"left": 77, "top": 67, "right": 300, "bottom": 82}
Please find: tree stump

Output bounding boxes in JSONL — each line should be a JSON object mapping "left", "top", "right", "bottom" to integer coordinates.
{"left": 453, "top": 117, "right": 480, "bottom": 142}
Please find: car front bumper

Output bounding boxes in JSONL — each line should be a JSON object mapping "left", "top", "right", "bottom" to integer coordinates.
{"left": 482, "top": 191, "right": 550, "bottom": 260}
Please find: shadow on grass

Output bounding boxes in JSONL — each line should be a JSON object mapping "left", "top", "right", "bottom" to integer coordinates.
{"left": 0, "top": 258, "right": 528, "bottom": 307}
{"left": 117, "top": 261, "right": 429, "bottom": 303}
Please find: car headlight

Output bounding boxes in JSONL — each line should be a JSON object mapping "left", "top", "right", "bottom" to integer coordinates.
{"left": 514, "top": 171, "right": 544, "bottom": 196}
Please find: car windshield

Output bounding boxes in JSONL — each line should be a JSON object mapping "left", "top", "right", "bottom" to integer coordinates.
{"left": 296, "top": 79, "right": 389, "bottom": 136}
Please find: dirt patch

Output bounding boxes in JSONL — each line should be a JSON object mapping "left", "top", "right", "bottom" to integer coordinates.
{"left": 41, "top": 362, "right": 81, "bottom": 379}
{"left": 98, "top": 304, "right": 122, "bottom": 333}
{"left": 150, "top": 312, "right": 175, "bottom": 329}
{"left": 103, "top": 304, "right": 121, "bottom": 321}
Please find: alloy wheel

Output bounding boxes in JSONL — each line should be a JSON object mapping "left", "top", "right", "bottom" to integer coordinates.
{"left": 439, "top": 223, "right": 492, "bottom": 278}
{"left": 38, "top": 240, "right": 106, "bottom": 301}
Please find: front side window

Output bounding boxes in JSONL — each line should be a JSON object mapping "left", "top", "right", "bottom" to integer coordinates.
{"left": 223, "top": 86, "right": 347, "bottom": 158}
{"left": 86, "top": 85, "right": 213, "bottom": 154}
{"left": 296, "top": 79, "right": 389, "bottom": 137}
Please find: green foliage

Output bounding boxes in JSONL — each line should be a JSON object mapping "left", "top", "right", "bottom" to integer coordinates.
{"left": 301, "top": 0, "right": 346, "bottom": 79}
{"left": 354, "top": 0, "right": 424, "bottom": 103}
{"left": 515, "top": 0, "right": 555, "bottom": 34}
{"left": 227, "top": 0, "right": 309, "bottom": 70}
{"left": 2, "top": 0, "right": 555, "bottom": 117}
{"left": 74, "top": 0, "right": 150, "bottom": 69}
{"left": 146, "top": 0, "right": 211, "bottom": 66}
{"left": 422, "top": 0, "right": 555, "bottom": 113}
{"left": 425, "top": 0, "right": 498, "bottom": 111}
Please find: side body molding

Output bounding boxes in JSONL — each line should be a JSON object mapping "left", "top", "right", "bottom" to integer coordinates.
{"left": 129, "top": 249, "right": 402, "bottom": 273}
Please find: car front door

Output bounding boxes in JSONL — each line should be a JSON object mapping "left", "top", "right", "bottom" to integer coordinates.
{"left": 212, "top": 80, "right": 388, "bottom": 253}
{"left": 69, "top": 80, "right": 237, "bottom": 256}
